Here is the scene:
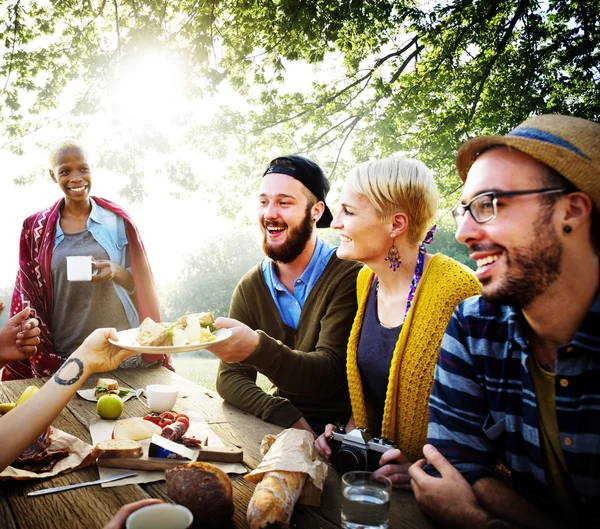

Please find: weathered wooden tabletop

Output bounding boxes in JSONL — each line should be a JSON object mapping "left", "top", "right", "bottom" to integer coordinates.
{"left": 0, "top": 366, "right": 434, "bottom": 529}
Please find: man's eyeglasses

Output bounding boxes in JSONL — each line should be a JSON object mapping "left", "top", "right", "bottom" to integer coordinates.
{"left": 452, "top": 188, "right": 568, "bottom": 225}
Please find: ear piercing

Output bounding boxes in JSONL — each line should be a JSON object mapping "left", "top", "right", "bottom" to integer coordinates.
{"left": 563, "top": 225, "right": 572, "bottom": 233}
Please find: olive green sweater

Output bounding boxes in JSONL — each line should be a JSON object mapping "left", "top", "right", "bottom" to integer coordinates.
{"left": 216, "top": 254, "right": 362, "bottom": 428}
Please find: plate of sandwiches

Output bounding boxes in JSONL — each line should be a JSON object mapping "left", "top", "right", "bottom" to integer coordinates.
{"left": 77, "top": 378, "right": 137, "bottom": 403}
{"left": 109, "top": 313, "right": 232, "bottom": 354}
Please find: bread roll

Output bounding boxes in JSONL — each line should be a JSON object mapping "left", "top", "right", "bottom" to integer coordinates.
{"left": 247, "top": 470, "right": 306, "bottom": 529}
{"left": 166, "top": 462, "right": 234, "bottom": 527}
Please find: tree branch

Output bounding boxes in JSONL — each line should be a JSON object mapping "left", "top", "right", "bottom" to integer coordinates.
{"left": 389, "top": 43, "right": 424, "bottom": 84}
{"left": 2, "top": 0, "right": 21, "bottom": 95}
{"left": 113, "top": 0, "right": 121, "bottom": 52}
{"left": 247, "top": 38, "right": 422, "bottom": 136}
{"left": 330, "top": 115, "right": 362, "bottom": 178}
{"left": 302, "top": 115, "right": 358, "bottom": 151}
{"left": 466, "top": 0, "right": 530, "bottom": 125}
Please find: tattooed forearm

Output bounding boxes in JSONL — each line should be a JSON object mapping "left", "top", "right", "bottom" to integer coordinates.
{"left": 54, "top": 358, "right": 84, "bottom": 386}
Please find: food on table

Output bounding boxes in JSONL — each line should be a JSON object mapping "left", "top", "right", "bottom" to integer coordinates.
{"left": 145, "top": 413, "right": 199, "bottom": 446}
{"left": 143, "top": 411, "right": 178, "bottom": 428}
{"left": 96, "top": 394, "right": 124, "bottom": 420}
{"left": 95, "top": 439, "right": 143, "bottom": 459}
{"left": 16, "top": 385, "right": 39, "bottom": 406}
{"left": 136, "top": 313, "right": 216, "bottom": 347}
{"left": 161, "top": 420, "right": 188, "bottom": 442}
{"left": 0, "top": 402, "right": 16, "bottom": 414}
{"left": 181, "top": 436, "right": 202, "bottom": 448}
{"left": 112, "top": 417, "right": 162, "bottom": 440}
{"left": 94, "top": 378, "right": 119, "bottom": 398}
{"left": 247, "top": 470, "right": 306, "bottom": 529}
{"left": 245, "top": 429, "right": 328, "bottom": 528}
{"left": 94, "top": 377, "right": 134, "bottom": 398}
{"left": 12, "top": 427, "right": 70, "bottom": 473}
{"left": 174, "top": 414, "right": 190, "bottom": 429}
{"left": 1, "top": 385, "right": 40, "bottom": 414}
{"left": 166, "top": 462, "right": 234, "bottom": 527}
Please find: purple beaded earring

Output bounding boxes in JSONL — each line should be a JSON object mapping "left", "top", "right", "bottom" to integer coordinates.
{"left": 385, "top": 241, "right": 401, "bottom": 271}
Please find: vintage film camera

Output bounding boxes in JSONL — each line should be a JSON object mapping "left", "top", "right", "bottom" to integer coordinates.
{"left": 328, "top": 424, "right": 397, "bottom": 474}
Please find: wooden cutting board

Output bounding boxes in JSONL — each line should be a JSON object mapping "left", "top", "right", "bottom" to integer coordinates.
{"left": 97, "top": 445, "right": 244, "bottom": 471}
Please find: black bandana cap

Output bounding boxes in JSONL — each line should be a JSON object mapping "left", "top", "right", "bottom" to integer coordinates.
{"left": 263, "top": 154, "right": 333, "bottom": 228}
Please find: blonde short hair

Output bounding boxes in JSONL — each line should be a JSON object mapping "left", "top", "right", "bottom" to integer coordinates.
{"left": 347, "top": 156, "right": 439, "bottom": 245}
{"left": 48, "top": 138, "right": 87, "bottom": 170}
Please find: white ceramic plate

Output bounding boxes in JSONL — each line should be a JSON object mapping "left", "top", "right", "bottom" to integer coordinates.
{"left": 108, "top": 327, "right": 232, "bottom": 354}
{"left": 77, "top": 388, "right": 136, "bottom": 403}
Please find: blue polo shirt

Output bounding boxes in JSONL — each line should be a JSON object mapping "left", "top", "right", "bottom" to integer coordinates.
{"left": 262, "top": 238, "right": 336, "bottom": 329}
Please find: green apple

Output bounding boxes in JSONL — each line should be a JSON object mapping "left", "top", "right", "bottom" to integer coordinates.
{"left": 96, "top": 394, "right": 124, "bottom": 420}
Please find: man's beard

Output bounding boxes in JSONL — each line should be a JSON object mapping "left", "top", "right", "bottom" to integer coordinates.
{"left": 478, "top": 210, "right": 562, "bottom": 308}
{"left": 262, "top": 206, "right": 313, "bottom": 264}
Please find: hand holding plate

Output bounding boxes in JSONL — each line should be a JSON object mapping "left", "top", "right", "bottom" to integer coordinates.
{"left": 203, "top": 317, "right": 259, "bottom": 363}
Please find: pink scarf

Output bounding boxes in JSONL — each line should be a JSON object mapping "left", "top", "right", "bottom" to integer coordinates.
{"left": 2, "top": 197, "right": 172, "bottom": 380}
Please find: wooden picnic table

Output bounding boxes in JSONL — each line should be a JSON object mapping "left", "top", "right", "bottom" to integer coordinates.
{"left": 0, "top": 366, "right": 434, "bottom": 529}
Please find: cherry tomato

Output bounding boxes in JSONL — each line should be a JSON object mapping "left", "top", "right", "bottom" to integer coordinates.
{"left": 143, "top": 414, "right": 161, "bottom": 425}
{"left": 176, "top": 417, "right": 190, "bottom": 429}
{"left": 175, "top": 413, "right": 189, "bottom": 422}
{"left": 157, "top": 418, "right": 173, "bottom": 429}
{"left": 160, "top": 412, "right": 175, "bottom": 421}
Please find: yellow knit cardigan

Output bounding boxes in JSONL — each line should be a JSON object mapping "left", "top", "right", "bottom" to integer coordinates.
{"left": 346, "top": 254, "right": 481, "bottom": 463}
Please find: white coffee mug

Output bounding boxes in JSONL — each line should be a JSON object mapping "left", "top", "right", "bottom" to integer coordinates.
{"left": 135, "top": 384, "right": 179, "bottom": 413}
{"left": 126, "top": 503, "right": 193, "bottom": 529}
{"left": 66, "top": 255, "right": 98, "bottom": 281}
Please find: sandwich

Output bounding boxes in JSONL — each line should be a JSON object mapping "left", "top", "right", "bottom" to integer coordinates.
{"left": 136, "top": 317, "right": 171, "bottom": 346}
{"left": 95, "top": 378, "right": 120, "bottom": 399}
{"left": 136, "top": 313, "right": 217, "bottom": 347}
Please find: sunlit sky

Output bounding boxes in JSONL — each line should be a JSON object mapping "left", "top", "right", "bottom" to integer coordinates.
{"left": 0, "top": 50, "right": 339, "bottom": 291}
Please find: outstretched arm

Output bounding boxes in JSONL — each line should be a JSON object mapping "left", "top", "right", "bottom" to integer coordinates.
{"left": 211, "top": 261, "right": 360, "bottom": 397}
{"left": 0, "top": 328, "right": 140, "bottom": 472}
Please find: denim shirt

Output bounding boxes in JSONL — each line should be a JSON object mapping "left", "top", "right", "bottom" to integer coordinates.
{"left": 54, "top": 198, "right": 139, "bottom": 328}
{"left": 262, "top": 238, "right": 337, "bottom": 329}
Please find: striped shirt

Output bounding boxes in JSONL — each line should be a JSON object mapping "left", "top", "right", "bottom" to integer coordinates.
{"left": 426, "top": 293, "right": 600, "bottom": 524}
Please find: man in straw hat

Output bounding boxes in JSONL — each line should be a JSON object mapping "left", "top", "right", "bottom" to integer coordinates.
{"left": 409, "top": 115, "right": 600, "bottom": 528}
{"left": 207, "top": 155, "right": 361, "bottom": 437}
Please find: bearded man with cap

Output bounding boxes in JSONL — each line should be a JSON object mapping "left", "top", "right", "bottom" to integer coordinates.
{"left": 208, "top": 155, "right": 361, "bottom": 436}
{"left": 409, "top": 115, "right": 600, "bottom": 528}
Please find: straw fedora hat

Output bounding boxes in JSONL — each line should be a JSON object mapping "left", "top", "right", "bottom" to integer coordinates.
{"left": 456, "top": 114, "right": 600, "bottom": 210}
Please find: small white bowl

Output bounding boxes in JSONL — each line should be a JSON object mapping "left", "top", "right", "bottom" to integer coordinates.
{"left": 126, "top": 503, "right": 193, "bottom": 529}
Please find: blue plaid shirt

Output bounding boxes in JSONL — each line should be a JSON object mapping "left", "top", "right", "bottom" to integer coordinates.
{"left": 427, "top": 293, "right": 600, "bottom": 524}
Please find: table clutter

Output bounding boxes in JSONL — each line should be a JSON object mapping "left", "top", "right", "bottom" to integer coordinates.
{"left": 0, "top": 366, "right": 434, "bottom": 528}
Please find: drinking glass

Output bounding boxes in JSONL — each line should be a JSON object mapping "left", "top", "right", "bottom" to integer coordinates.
{"left": 341, "top": 471, "right": 392, "bottom": 529}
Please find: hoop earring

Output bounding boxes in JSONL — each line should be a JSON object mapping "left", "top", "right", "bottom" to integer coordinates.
{"left": 385, "top": 241, "right": 401, "bottom": 271}
{"left": 563, "top": 225, "right": 572, "bottom": 234}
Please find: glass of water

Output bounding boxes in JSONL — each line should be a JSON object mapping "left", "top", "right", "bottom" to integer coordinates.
{"left": 341, "top": 471, "right": 392, "bottom": 529}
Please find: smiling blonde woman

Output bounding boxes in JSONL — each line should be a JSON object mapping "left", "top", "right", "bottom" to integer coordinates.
{"left": 315, "top": 155, "right": 480, "bottom": 488}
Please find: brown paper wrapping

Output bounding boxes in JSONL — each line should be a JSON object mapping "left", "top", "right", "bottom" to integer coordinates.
{"left": 245, "top": 429, "right": 328, "bottom": 506}
{"left": 0, "top": 427, "right": 95, "bottom": 480}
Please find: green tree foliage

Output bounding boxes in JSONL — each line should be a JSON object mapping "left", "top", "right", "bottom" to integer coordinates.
{"left": 159, "top": 227, "right": 264, "bottom": 320}
{"left": 2, "top": 0, "right": 598, "bottom": 211}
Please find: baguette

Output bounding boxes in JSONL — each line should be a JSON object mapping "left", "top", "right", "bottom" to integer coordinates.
{"left": 96, "top": 439, "right": 143, "bottom": 459}
{"left": 247, "top": 470, "right": 306, "bottom": 529}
